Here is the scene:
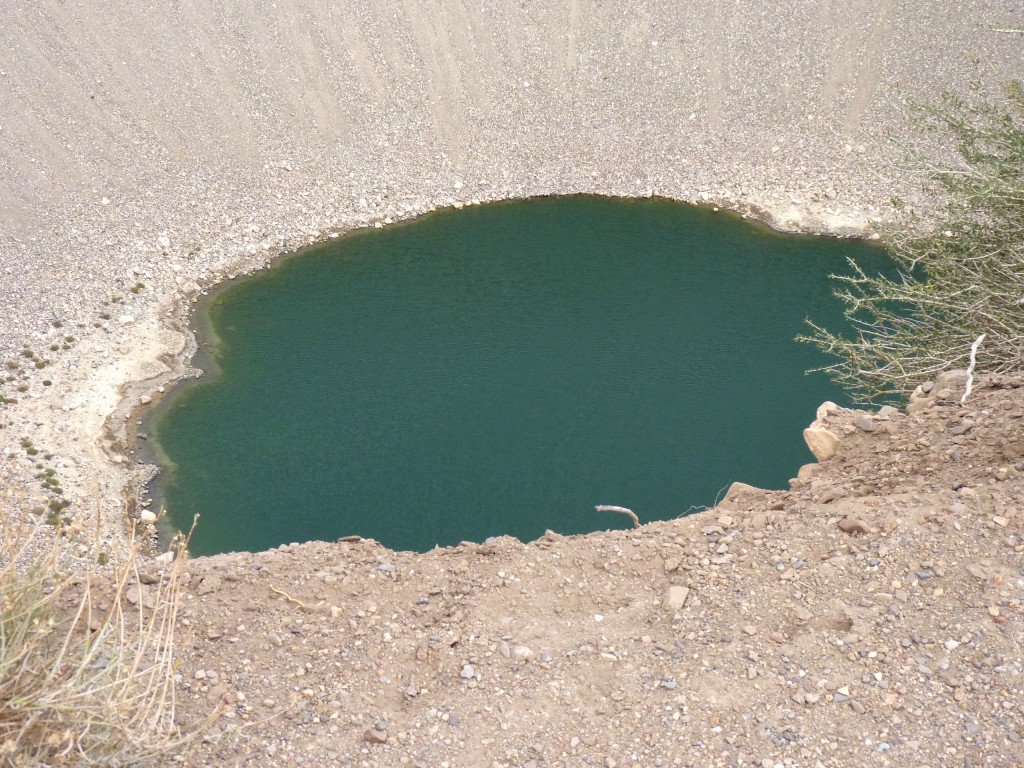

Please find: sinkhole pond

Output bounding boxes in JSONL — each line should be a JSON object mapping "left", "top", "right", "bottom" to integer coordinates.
{"left": 144, "top": 196, "right": 890, "bottom": 556}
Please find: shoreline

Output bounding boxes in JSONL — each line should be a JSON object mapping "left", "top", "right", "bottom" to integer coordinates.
{"left": 127, "top": 193, "right": 881, "bottom": 555}
{"left": 104, "top": 192, "right": 888, "bottom": 556}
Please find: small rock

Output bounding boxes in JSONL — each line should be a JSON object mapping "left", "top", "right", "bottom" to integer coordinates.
{"left": 513, "top": 646, "right": 534, "bottom": 662}
{"left": 839, "top": 517, "right": 871, "bottom": 535}
{"left": 664, "top": 586, "right": 690, "bottom": 611}
{"left": 906, "top": 398, "right": 935, "bottom": 414}
{"left": 933, "top": 370, "right": 969, "bottom": 402}
{"left": 854, "top": 415, "right": 877, "bottom": 432}
{"left": 363, "top": 729, "right": 388, "bottom": 744}
{"left": 140, "top": 509, "right": 157, "bottom": 524}
{"left": 797, "top": 463, "right": 820, "bottom": 481}
{"left": 460, "top": 664, "right": 476, "bottom": 679}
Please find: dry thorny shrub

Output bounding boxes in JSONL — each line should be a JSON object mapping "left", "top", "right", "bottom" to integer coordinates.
{"left": 0, "top": 498, "right": 197, "bottom": 767}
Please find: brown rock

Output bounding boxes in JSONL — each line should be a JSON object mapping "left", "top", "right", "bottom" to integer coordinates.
{"left": 838, "top": 517, "right": 871, "bottom": 535}
{"left": 906, "top": 398, "right": 935, "bottom": 415}
{"left": 797, "top": 463, "right": 820, "bottom": 481}
{"left": 363, "top": 729, "right": 388, "bottom": 744}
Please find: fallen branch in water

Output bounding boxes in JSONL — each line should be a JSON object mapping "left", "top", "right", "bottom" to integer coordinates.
{"left": 595, "top": 505, "right": 640, "bottom": 528}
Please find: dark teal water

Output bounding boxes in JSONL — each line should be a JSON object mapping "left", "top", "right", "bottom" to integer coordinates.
{"left": 148, "top": 196, "right": 887, "bottom": 555}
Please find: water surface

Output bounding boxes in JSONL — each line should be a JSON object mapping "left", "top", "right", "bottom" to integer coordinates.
{"left": 148, "top": 196, "right": 888, "bottom": 555}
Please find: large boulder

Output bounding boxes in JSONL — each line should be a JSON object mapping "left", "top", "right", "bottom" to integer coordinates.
{"left": 804, "top": 427, "right": 842, "bottom": 461}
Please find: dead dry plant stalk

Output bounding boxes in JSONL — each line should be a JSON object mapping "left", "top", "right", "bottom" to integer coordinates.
{"left": 0, "top": 498, "right": 199, "bottom": 767}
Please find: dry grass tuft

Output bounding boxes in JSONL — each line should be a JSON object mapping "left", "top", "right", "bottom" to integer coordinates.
{"left": 0, "top": 500, "right": 196, "bottom": 767}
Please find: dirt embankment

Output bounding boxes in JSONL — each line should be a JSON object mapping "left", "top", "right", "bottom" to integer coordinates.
{"left": 168, "top": 373, "right": 1024, "bottom": 768}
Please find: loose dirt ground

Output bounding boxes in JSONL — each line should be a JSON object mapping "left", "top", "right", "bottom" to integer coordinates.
{"left": 168, "top": 373, "right": 1024, "bottom": 768}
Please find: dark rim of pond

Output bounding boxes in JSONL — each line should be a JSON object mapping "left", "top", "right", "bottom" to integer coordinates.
{"left": 142, "top": 195, "right": 891, "bottom": 556}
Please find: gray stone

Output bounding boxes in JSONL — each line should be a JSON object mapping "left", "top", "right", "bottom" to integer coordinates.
{"left": 854, "top": 415, "right": 877, "bottom": 432}
{"left": 460, "top": 664, "right": 475, "bottom": 679}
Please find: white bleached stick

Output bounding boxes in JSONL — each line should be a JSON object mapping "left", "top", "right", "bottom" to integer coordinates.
{"left": 961, "top": 333, "right": 986, "bottom": 406}
{"left": 595, "top": 505, "right": 640, "bottom": 528}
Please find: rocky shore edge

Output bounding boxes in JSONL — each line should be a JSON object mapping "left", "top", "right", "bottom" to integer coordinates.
{"left": 0, "top": 191, "right": 884, "bottom": 561}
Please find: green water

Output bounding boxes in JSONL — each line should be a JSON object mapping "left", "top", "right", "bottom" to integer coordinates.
{"left": 148, "top": 196, "right": 888, "bottom": 555}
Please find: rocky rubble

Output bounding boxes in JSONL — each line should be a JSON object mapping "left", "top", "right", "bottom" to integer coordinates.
{"left": 168, "top": 373, "right": 1024, "bottom": 767}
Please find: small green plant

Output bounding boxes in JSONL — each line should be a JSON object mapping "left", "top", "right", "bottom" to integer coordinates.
{"left": 6, "top": 361, "right": 20, "bottom": 371}
{"left": 51, "top": 320, "right": 63, "bottom": 328}
{"left": 44, "top": 510, "right": 70, "bottom": 528}
{"left": 99, "top": 313, "right": 111, "bottom": 321}
{"left": 97, "top": 551, "right": 109, "bottom": 566}
{"left": 131, "top": 282, "right": 145, "bottom": 294}
{"left": 20, "top": 349, "right": 34, "bottom": 359}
